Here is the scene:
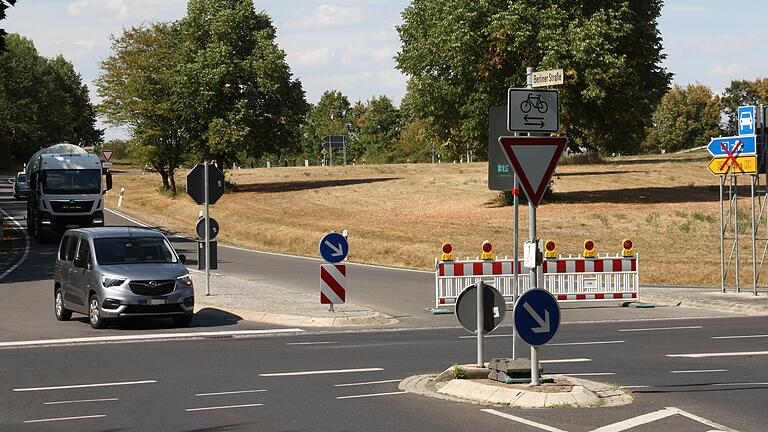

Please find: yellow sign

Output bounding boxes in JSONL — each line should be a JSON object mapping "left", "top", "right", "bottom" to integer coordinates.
{"left": 708, "top": 156, "right": 757, "bottom": 175}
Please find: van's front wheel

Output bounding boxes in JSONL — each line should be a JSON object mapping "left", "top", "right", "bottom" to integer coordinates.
{"left": 89, "top": 295, "right": 107, "bottom": 329}
{"left": 54, "top": 289, "right": 72, "bottom": 321}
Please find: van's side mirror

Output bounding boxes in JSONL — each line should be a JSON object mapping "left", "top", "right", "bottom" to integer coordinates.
{"left": 9, "top": 177, "right": 15, "bottom": 184}
{"left": 73, "top": 257, "right": 86, "bottom": 269}
{"left": 178, "top": 254, "right": 187, "bottom": 265}
{"left": 105, "top": 172, "right": 113, "bottom": 192}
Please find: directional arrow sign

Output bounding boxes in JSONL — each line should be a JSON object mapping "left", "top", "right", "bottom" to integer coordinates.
{"left": 320, "top": 232, "right": 348, "bottom": 264}
{"left": 707, "top": 135, "right": 756, "bottom": 157}
{"left": 708, "top": 155, "right": 757, "bottom": 175}
{"left": 513, "top": 289, "right": 560, "bottom": 346}
{"left": 498, "top": 136, "right": 568, "bottom": 207}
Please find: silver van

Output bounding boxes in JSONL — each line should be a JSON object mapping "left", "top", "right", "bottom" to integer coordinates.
{"left": 54, "top": 227, "right": 195, "bottom": 328}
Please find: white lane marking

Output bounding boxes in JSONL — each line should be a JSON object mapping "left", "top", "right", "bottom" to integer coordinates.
{"left": 15, "top": 380, "right": 156, "bottom": 392}
{"left": 549, "top": 340, "right": 624, "bottom": 346}
{"left": 0, "top": 329, "right": 305, "bottom": 348}
{"left": 619, "top": 326, "right": 702, "bottom": 332}
{"left": 592, "top": 407, "right": 738, "bottom": 432}
{"left": 106, "top": 208, "right": 431, "bottom": 274}
{"left": 185, "top": 403, "right": 263, "bottom": 412}
{"left": 667, "top": 351, "right": 768, "bottom": 358}
{"left": 539, "top": 358, "right": 591, "bottom": 364}
{"left": 260, "top": 368, "right": 384, "bottom": 377}
{"left": 195, "top": 389, "right": 267, "bottom": 397}
{"left": 334, "top": 379, "right": 401, "bottom": 387}
{"left": 669, "top": 406, "right": 739, "bottom": 432}
{"left": 670, "top": 369, "right": 728, "bottom": 374}
{"left": 0, "top": 207, "right": 30, "bottom": 282}
{"left": 459, "top": 334, "right": 514, "bottom": 339}
{"left": 481, "top": 408, "right": 567, "bottom": 432}
{"left": 712, "top": 382, "right": 768, "bottom": 386}
{"left": 285, "top": 341, "right": 338, "bottom": 346}
{"left": 24, "top": 415, "right": 107, "bottom": 424}
{"left": 336, "top": 391, "right": 407, "bottom": 400}
{"left": 44, "top": 398, "right": 119, "bottom": 405}
{"left": 619, "top": 385, "right": 649, "bottom": 389}
{"left": 562, "top": 373, "right": 615, "bottom": 376}
{"left": 712, "top": 334, "right": 768, "bottom": 339}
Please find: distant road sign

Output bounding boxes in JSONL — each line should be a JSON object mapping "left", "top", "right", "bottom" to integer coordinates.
{"left": 507, "top": 88, "right": 559, "bottom": 132}
{"left": 738, "top": 106, "right": 756, "bottom": 136}
{"left": 187, "top": 163, "right": 226, "bottom": 205}
{"left": 513, "top": 288, "right": 560, "bottom": 346}
{"left": 498, "top": 136, "right": 568, "bottom": 207}
{"left": 532, "top": 69, "right": 564, "bottom": 87}
{"left": 320, "top": 232, "right": 348, "bottom": 263}
{"left": 488, "top": 106, "right": 515, "bottom": 191}
{"left": 100, "top": 150, "right": 114, "bottom": 162}
{"left": 323, "top": 135, "right": 346, "bottom": 149}
{"left": 707, "top": 135, "right": 756, "bottom": 157}
{"left": 708, "top": 155, "right": 757, "bottom": 175}
{"left": 196, "top": 217, "right": 219, "bottom": 239}
{"left": 101, "top": 161, "right": 113, "bottom": 169}
{"left": 320, "top": 264, "right": 346, "bottom": 304}
{"left": 455, "top": 283, "right": 506, "bottom": 333}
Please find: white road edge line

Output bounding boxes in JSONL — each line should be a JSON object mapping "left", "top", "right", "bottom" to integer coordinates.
{"left": 14, "top": 380, "right": 157, "bottom": 392}
{"left": 185, "top": 403, "right": 263, "bottom": 412}
{"left": 260, "top": 368, "right": 384, "bottom": 377}
{"left": 619, "top": 385, "right": 649, "bottom": 389}
{"left": 458, "top": 334, "right": 514, "bottom": 339}
{"left": 481, "top": 408, "right": 567, "bottom": 432}
{"left": 667, "top": 351, "right": 768, "bottom": 358}
{"left": 549, "top": 340, "right": 624, "bottom": 346}
{"left": 24, "top": 415, "right": 106, "bottom": 424}
{"left": 539, "top": 358, "right": 591, "bottom": 364}
{"left": 334, "top": 379, "right": 401, "bottom": 387}
{"left": 562, "top": 373, "right": 615, "bottom": 376}
{"left": 0, "top": 328, "right": 305, "bottom": 348}
{"left": 619, "top": 326, "right": 702, "bottom": 332}
{"left": 336, "top": 391, "right": 407, "bottom": 400}
{"left": 195, "top": 389, "right": 267, "bottom": 397}
{"left": 44, "top": 398, "right": 119, "bottom": 405}
{"left": 670, "top": 369, "right": 727, "bottom": 374}
{"left": 712, "top": 382, "right": 768, "bottom": 386}
{"left": 285, "top": 341, "right": 338, "bottom": 346}
{"left": 0, "top": 207, "right": 30, "bottom": 282}
{"left": 712, "top": 334, "right": 768, "bottom": 339}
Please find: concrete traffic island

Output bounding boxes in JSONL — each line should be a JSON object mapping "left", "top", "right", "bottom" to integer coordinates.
{"left": 399, "top": 364, "right": 633, "bottom": 409}
{"left": 191, "top": 272, "right": 398, "bottom": 328}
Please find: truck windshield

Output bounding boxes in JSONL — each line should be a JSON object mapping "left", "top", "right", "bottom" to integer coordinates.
{"left": 17, "top": 174, "right": 26, "bottom": 183}
{"left": 43, "top": 169, "right": 101, "bottom": 194}
{"left": 94, "top": 237, "right": 179, "bottom": 265}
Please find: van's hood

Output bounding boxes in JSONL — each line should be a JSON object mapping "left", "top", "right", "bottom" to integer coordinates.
{"left": 97, "top": 264, "right": 188, "bottom": 281}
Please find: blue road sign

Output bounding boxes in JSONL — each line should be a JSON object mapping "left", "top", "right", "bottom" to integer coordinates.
{"left": 320, "top": 232, "right": 348, "bottom": 263}
{"left": 513, "top": 289, "right": 560, "bottom": 346}
{"left": 738, "top": 106, "right": 756, "bottom": 136}
{"left": 707, "top": 135, "right": 757, "bottom": 157}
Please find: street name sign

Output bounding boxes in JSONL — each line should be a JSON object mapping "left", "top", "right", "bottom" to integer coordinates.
{"left": 738, "top": 106, "right": 756, "bottom": 136}
{"left": 707, "top": 135, "right": 756, "bottom": 157}
{"left": 455, "top": 283, "right": 506, "bottom": 333}
{"left": 187, "top": 163, "right": 226, "bottom": 205}
{"left": 513, "top": 288, "right": 560, "bottom": 346}
{"left": 507, "top": 88, "right": 559, "bottom": 132}
{"left": 488, "top": 106, "right": 515, "bottom": 191}
{"left": 532, "top": 69, "right": 564, "bottom": 88}
{"left": 320, "top": 232, "right": 348, "bottom": 264}
{"left": 498, "top": 136, "right": 568, "bottom": 207}
{"left": 320, "top": 264, "right": 346, "bottom": 304}
{"left": 708, "top": 155, "right": 757, "bottom": 175}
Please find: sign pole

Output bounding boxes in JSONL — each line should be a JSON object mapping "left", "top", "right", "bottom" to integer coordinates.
{"left": 752, "top": 175, "right": 758, "bottom": 295}
{"left": 343, "top": 137, "right": 347, "bottom": 166}
{"left": 735, "top": 174, "right": 740, "bottom": 292}
{"left": 720, "top": 175, "right": 725, "bottom": 293}
{"left": 204, "top": 161, "right": 211, "bottom": 296}
{"left": 512, "top": 172, "right": 519, "bottom": 360}
{"left": 476, "top": 281, "right": 485, "bottom": 367}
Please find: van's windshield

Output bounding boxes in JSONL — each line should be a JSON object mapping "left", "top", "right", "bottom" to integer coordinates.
{"left": 94, "top": 237, "right": 178, "bottom": 265}
{"left": 43, "top": 169, "right": 100, "bottom": 194}
{"left": 17, "top": 173, "right": 26, "bottom": 183}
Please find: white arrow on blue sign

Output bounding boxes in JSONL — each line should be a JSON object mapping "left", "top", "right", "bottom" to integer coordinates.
{"left": 320, "top": 232, "right": 348, "bottom": 264}
{"left": 738, "top": 106, "right": 756, "bottom": 136}
{"left": 707, "top": 135, "right": 756, "bottom": 157}
{"left": 513, "top": 289, "right": 560, "bottom": 346}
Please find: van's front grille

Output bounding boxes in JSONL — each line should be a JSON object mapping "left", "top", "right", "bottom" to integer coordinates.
{"left": 122, "top": 304, "right": 184, "bottom": 314}
{"left": 129, "top": 280, "right": 176, "bottom": 296}
{"left": 49, "top": 200, "right": 93, "bottom": 213}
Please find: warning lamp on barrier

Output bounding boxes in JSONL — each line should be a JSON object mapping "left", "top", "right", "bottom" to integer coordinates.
{"left": 622, "top": 239, "right": 634, "bottom": 257}
{"left": 544, "top": 240, "right": 557, "bottom": 259}
{"left": 480, "top": 241, "right": 494, "bottom": 260}
{"left": 440, "top": 243, "right": 454, "bottom": 261}
{"left": 583, "top": 239, "right": 596, "bottom": 258}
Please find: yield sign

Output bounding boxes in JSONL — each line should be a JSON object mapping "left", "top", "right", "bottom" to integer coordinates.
{"left": 498, "top": 136, "right": 568, "bottom": 207}
{"left": 100, "top": 150, "right": 114, "bottom": 162}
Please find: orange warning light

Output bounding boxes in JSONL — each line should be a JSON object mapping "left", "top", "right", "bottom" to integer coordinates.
{"left": 481, "top": 241, "right": 494, "bottom": 260}
{"left": 583, "top": 239, "right": 596, "bottom": 258}
{"left": 441, "top": 243, "right": 454, "bottom": 261}
{"left": 622, "top": 239, "right": 634, "bottom": 257}
{"left": 544, "top": 240, "right": 557, "bottom": 259}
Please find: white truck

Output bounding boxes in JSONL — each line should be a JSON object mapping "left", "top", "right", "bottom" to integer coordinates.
{"left": 26, "top": 143, "right": 113, "bottom": 242}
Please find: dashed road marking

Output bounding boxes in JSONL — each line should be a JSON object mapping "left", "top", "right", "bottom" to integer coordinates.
{"left": 670, "top": 369, "right": 727, "bottom": 374}
{"left": 260, "top": 368, "right": 384, "bottom": 377}
{"left": 186, "top": 403, "right": 263, "bottom": 412}
{"left": 44, "top": 398, "right": 118, "bottom": 405}
{"left": 619, "top": 326, "right": 702, "bottom": 332}
{"left": 712, "top": 334, "right": 768, "bottom": 339}
{"left": 562, "top": 373, "right": 615, "bottom": 376}
{"left": 24, "top": 415, "right": 107, "bottom": 424}
{"left": 667, "top": 350, "right": 768, "bottom": 358}
{"left": 549, "top": 340, "right": 624, "bottom": 346}
{"left": 336, "top": 391, "right": 407, "bottom": 400}
{"left": 195, "top": 389, "right": 267, "bottom": 397}
{"left": 334, "top": 379, "right": 401, "bottom": 387}
{"left": 285, "top": 341, "right": 338, "bottom": 346}
{"left": 540, "top": 358, "right": 591, "bottom": 364}
{"left": 14, "top": 380, "right": 156, "bottom": 392}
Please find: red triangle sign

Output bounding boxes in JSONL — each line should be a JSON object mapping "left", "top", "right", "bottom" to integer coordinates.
{"left": 498, "top": 136, "right": 568, "bottom": 207}
{"left": 101, "top": 150, "right": 114, "bottom": 162}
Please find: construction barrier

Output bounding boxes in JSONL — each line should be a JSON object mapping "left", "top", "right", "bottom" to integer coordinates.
{"left": 434, "top": 254, "right": 639, "bottom": 309}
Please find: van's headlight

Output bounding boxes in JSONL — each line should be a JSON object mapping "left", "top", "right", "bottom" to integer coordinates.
{"left": 101, "top": 276, "right": 125, "bottom": 287}
{"left": 177, "top": 274, "right": 193, "bottom": 286}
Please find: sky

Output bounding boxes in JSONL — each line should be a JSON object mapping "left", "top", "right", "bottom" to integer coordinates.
{"left": 4, "top": 1, "right": 768, "bottom": 141}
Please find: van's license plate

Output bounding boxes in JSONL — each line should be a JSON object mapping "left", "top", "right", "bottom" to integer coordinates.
{"left": 150, "top": 299, "right": 166, "bottom": 305}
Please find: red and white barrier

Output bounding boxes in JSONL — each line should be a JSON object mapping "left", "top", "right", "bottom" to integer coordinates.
{"left": 321, "top": 264, "right": 346, "bottom": 305}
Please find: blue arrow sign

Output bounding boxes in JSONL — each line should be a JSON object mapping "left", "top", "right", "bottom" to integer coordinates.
{"left": 320, "top": 232, "right": 348, "bottom": 264}
{"left": 738, "top": 106, "right": 756, "bottom": 136}
{"left": 513, "top": 289, "right": 560, "bottom": 346}
{"left": 707, "top": 135, "right": 756, "bottom": 157}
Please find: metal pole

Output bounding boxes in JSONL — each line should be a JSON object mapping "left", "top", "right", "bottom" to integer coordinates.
{"left": 753, "top": 175, "right": 758, "bottom": 295}
{"left": 735, "top": 174, "right": 740, "bottom": 292}
{"left": 526, "top": 65, "right": 541, "bottom": 386}
{"left": 204, "top": 161, "right": 211, "bottom": 296}
{"left": 476, "top": 281, "right": 485, "bottom": 367}
{"left": 343, "top": 137, "right": 347, "bottom": 166}
{"left": 330, "top": 146, "right": 333, "bottom": 166}
{"left": 512, "top": 173, "right": 519, "bottom": 360}
{"left": 720, "top": 175, "right": 726, "bottom": 293}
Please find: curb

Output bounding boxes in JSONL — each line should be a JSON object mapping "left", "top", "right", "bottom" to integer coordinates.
{"left": 643, "top": 292, "right": 768, "bottom": 316}
{"left": 195, "top": 302, "right": 399, "bottom": 328}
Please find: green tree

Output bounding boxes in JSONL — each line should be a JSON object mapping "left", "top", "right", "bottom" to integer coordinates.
{"left": 396, "top": 0, "right": 671, "bottom": 158}
{"left": 96, "top": 23, "right": 186, "bottom": 193}
{"left": 177, "top": 0, "right": 308, "bottom": 168}
{"left": 302, "top": 90, "right": 351, "bottom": 163}
{"left": 354, "top": 96, "right": 402, "bottom": 162}
{"left": 643, "top": 84, "right": 722, "bottom": 153}
{"left": 0, "top": 0, "right": 18, "bottom": 52}
{"left": 721, "top": 79, "right": 768, "bottom": 135}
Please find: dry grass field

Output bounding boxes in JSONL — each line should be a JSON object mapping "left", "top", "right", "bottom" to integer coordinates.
{"left": 106, "top": 150, "right": 755, "bottom": 286}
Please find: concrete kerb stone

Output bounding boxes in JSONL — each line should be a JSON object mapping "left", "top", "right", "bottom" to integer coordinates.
{"left": 641, "top": 286, "right": 768, "bottom": 316}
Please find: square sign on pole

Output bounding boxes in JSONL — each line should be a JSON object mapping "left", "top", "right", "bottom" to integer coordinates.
{"left": 738, "top": 106, "right": 756, "bottom": 136}
{"left": 507, "top": 88, "right": 559, "bottom": 133}
{"left": 488, "top": 106, "right": 515, "bottom": 191}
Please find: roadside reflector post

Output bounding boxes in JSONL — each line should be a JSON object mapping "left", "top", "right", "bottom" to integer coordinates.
{"left": 481, "top": 241, "right": 494, "bottom": 260}
{"left": 117, "top": 188, "right": 125, "bottom": 207}
{"left": 583, "top": 239, "right": 596, "bottom": 258}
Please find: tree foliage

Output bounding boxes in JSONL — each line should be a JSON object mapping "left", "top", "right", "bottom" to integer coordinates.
{"left": 395, "top": 0, "right": 672, "bottom": 158}
{"left": 302, "top": 90, "right": 351, "bottom": 161}
{"left": 0, "top": 0, "right": 18, "bottom": 52}
{"left": 643, "top": 84, "right": 721, "bottom": 153}
{"left": 721, "top": 78, "right": 768, "bottom": 135}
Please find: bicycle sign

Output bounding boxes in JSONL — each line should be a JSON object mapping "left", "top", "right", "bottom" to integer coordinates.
{"left": 507, "top": 88, "right": 559, "bottom": 133}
